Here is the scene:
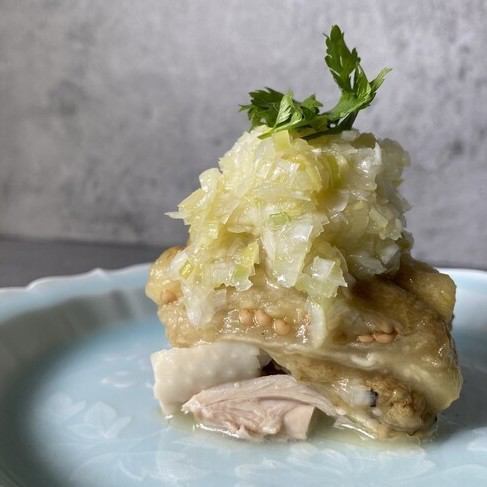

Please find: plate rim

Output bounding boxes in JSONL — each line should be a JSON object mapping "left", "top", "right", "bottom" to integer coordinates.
{"left": 0, "top": 264, "right": 486, "bottom": 295}
{"left": 0, "top": 264, "right": 151, "bottom": 320}
{"left": 0, "top": 264, "right": 485, "bottom": 322}
{"left": 0, "top": 263, "right": 150, "bottom": 294}
{"left": 1, "top": 264, "right": 483, "bottom": 340}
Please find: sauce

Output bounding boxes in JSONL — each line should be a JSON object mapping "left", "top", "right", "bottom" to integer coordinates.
{"left": 166, "top": 409, "right": 422, "bottom": 450}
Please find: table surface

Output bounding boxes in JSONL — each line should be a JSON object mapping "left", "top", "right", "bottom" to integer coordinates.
{"left": 0, "top": 236, "right": 166, "bottom": 288}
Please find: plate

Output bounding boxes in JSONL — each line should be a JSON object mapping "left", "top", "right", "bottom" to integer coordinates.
{"left": 0, "top": 265, "right": 486, "bottom": 487}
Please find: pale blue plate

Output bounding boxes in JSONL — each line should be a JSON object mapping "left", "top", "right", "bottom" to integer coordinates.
{"left": 0, "top": 265, "right": 486, "bottom": 487}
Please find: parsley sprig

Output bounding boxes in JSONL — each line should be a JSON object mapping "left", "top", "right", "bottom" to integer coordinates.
{"left": 240, "top": 25, "right": 390, "bottom": 139}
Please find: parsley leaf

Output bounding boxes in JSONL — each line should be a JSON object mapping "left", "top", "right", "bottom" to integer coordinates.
{"left": 325, "top": 25, "right": 391, "bottom": 131}
{"left": 240, "top": 25, "right": 390, "bottom": 139}
{"left": 240, "top": 89, "right": 325, "bottom": 138}
{"left": 239, "top": 88, "right": 284, "bottom": 130}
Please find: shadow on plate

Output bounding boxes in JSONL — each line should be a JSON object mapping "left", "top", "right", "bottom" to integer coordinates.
{"left": 0, "top": 289, "right": 155, "bottom": 487}
{"left": 436, "top": 326, "right": 487, "bottom": 441}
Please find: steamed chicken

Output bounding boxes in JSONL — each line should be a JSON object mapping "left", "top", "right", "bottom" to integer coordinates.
{"left": 146, "top": 26, "right": 461, "bottom": 441}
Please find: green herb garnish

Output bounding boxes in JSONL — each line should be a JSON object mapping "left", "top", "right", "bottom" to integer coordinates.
{"left": 240, "top": 25, "right": 390, "bottom": 139}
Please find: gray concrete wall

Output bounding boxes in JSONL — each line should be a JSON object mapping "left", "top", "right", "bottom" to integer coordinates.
{"left": 1, "top": 0, "right": 486, "bottom": 267}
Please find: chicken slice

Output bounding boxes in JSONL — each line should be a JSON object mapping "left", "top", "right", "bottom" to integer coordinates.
{"left": 182, "top": 375, "right": 338, "bottom": 440}
{"left": 151, "top": 342, "right": 269, "bottom": 415}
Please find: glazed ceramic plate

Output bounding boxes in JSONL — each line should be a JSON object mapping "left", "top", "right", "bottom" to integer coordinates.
{"left": 0, "top": 266, "right": 486, "bottom": 487}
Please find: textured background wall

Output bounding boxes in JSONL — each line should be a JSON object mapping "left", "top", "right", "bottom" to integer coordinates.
{"left": 1, "top": 0, "right": 486, "bottom": 266}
